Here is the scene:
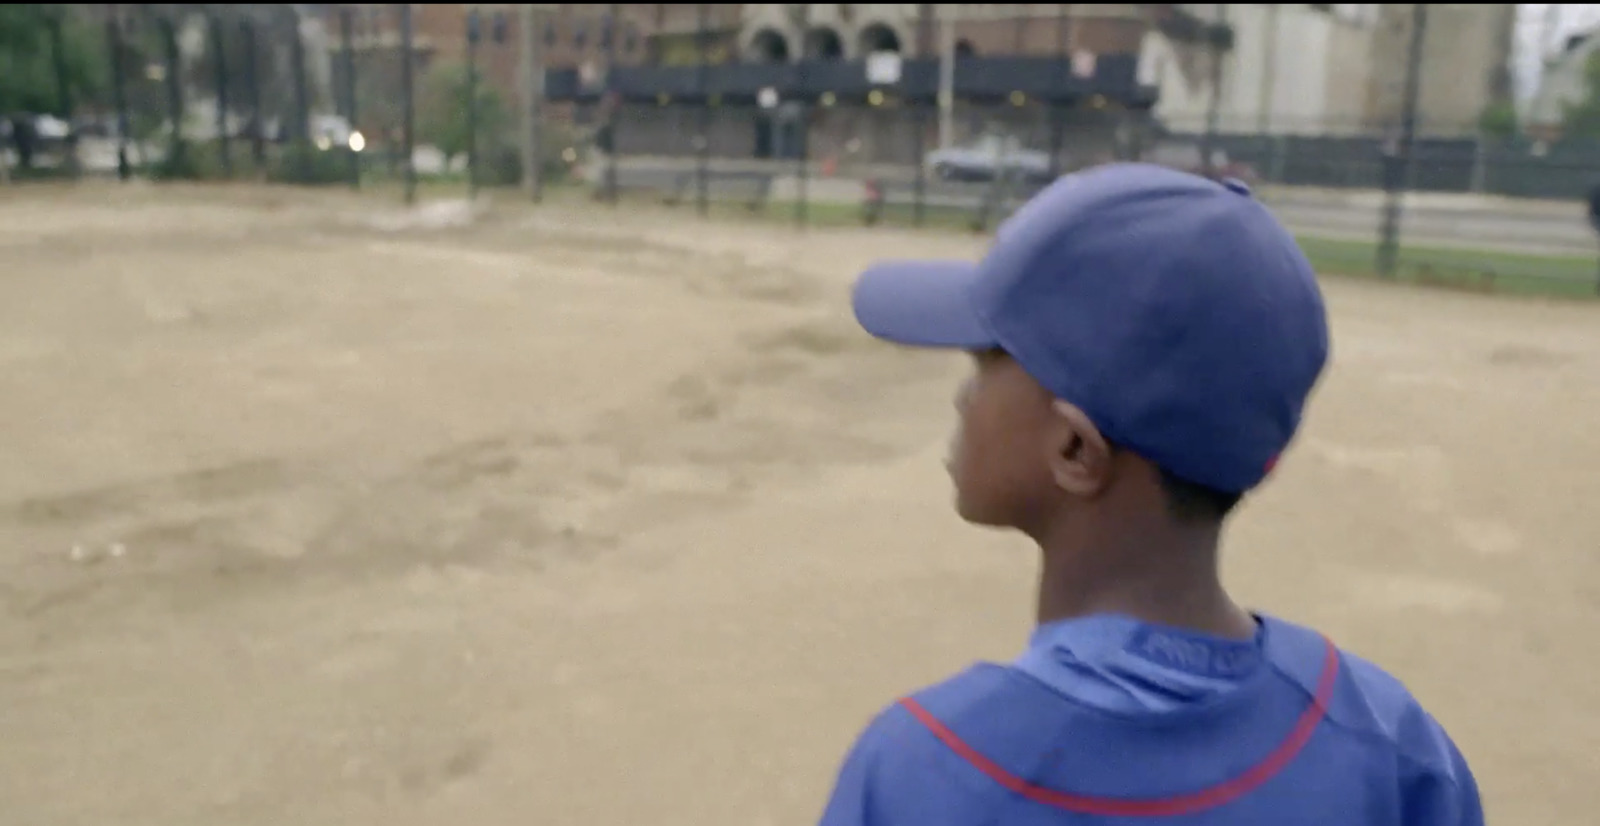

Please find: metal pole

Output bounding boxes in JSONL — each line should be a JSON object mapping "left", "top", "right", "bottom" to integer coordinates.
{"left": 794, "top": 3, "right": 810, "bottom": 228}
{"left": 47, "top": 8, "right": 78, "bottom": 178}
{"left": 47, "top": 12, "right": 72, "bottom": 119}
{"left": 604, "top": 3, "right": 620, "bottom": 206}
{"left": 400, "top": 2, "right": 417, "bottom": 205}
{"left": 242, "top": 20, "right": 265, "bottom": 172}
{"left": 210, "top": 13, "right": 231, "bottom": 177}
{"left": 290, "top": 8, "right": 312, "bottom": 182}
{"left": 520, "top": 4, "right": 545, "bottom": 202}
{"left": 1376, "top": 3, "right": 1427, "bottom": 280}
{"left": 1048, "top": 4, "right": 1071, "bottom": 179}
{"left": 914, "top": 3, "right": 933, "bottom": 225}
{"left": 467, "top": 8, "right": 481, "bottom": 200}
{"left": 159, "top": 15, "right": 185, "bottom": 171}
{"left": 696, "top": 3, "right": 710, "bottom": 217}
{"left": 341, "top": 6, "right": 359, "bottom": 188}
{"left": 1257, "top": 3, "right": 1279, "bottom": 135}
{"left": 108, "top": 10, "right": 132, "bottom": 181}
{"left": 938, "top": 5, "right": 955, "bottom": 150}
{"left": 1201, "top": 3, "right": 1227, "bottom": 179}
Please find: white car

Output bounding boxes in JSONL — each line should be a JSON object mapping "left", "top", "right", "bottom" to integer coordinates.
{"left": 925, "top": 134, "right": 1053, "bottom": 184}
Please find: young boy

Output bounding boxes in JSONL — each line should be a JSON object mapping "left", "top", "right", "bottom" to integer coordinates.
{"left": 821, "top": 164, "right": 1483, "bottom": 825}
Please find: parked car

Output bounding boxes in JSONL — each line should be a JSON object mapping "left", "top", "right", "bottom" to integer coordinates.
{"left": 2, "top": 113, "right": 75, "bottom": 170}
{"left": 925, "top": 133, "right": 1053, "bottom": 184}
{"left": 1145, "top": 141, "right": 1259, "bottom": 184}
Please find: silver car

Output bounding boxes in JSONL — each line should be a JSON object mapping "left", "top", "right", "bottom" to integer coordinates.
{"left": 925, "top": 134, "right": 1052, "bottom": 184}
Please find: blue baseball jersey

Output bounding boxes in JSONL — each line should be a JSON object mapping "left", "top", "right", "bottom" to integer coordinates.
{"left": 819, "top": 614, "right": 1482, "bottom": 825}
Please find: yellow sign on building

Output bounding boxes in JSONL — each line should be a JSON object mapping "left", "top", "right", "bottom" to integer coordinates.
{"left": 658, "top": 35, "right": 730, "bottom": 66}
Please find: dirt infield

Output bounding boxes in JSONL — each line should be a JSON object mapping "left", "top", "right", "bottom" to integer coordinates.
{"left": 1, "top": 184, "right": 1597, "bottom": 825}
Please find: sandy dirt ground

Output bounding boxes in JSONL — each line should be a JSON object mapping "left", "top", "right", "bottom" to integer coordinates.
{"left": 1, "top": 183, "right": 1597, "bottom": 826}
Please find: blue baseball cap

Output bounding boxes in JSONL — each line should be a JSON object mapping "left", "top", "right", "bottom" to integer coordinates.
{"left": 851, "top": 162, "right": 1329, "bottom": 493}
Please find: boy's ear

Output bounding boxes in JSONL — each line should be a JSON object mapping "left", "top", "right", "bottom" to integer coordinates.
{"left": 1045, "top": 401, "right": 1114, "bottom": 496}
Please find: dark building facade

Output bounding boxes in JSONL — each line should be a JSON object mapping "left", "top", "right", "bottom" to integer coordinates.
{"left": 315, "top": 4, "right": 1176, "bottom": 165}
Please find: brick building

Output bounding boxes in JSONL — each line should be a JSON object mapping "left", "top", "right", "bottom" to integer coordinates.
{"left": 314, "top": 4, "right": 1180, "bottom": 163}
{"left": 318, "top": 4, "right": 1167, "bottom": 102}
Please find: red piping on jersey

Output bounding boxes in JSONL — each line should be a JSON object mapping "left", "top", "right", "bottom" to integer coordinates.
{"left": 897, "top": 635, "right": 1340, "bottom": 818}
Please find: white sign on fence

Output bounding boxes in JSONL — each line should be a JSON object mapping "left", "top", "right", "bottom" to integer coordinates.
{"left": 1071, "top": 51, "right": 1097, "bottom": 79}
{"left": 866, "top": 52, "right": 903, "bottom": 85}
{"left": 579, "top": 60, "right": 606, "bottom": 90}
{"left": 758, "top": 87, "right": 779, "bottom": 109}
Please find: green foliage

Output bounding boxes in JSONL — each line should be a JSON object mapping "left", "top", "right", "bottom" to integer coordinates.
{"left": 479, "top": 143, "right": 523, "bottom": 186}
{"left": 149, "top": 139, "right": 202, "bottom": 180}
{"left": 467, "top": 120, "right": 583, "bottom": 188}
{"left": 1478, "top": 100, "right": 1517, "bottom": 140}
{"left": 417, "top": 61, "right": 510, "bottom": 161}
{"left": 150, "top": 140, "right": 244, "bottom": 181}
{"left": 268, "top": 142, "right": 357, "bottom": 186}
{"left": 0, "top": 6, "right": 105, "bottom": 114}
{"left": 1562, "top": 50, "right": 1600, "bottom": 140}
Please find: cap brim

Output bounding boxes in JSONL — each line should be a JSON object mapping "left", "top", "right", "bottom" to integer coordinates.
{"left": 851, "top": 260, "right": 997, "bottom": 349}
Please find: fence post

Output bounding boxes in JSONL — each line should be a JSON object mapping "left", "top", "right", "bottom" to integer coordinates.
{"left": 1268, "top": 134, "right": 1287, "bottom": 183}
{"left": 467, "top": 8, "right": 481, "bottom": 200}
{"left": 341, "top": 6, "right": 359, "bottom": 189}
{"left": 46, "top": 9, "right": 78, "bottom": 176}
{"left": 47, "top": 12, "right": 69, "bottom": 117}
{"left": 1200, "top": 4, "right": 1228, "bottom": 179}
{"left": 913, "top": 102, "right": 927, "bottom": 226}
{"left": 1591, "top": 188, "right": 1600, "bottom": 296}
{"left": 289, "top": 8, "right": 313, "bottom": 182}
{"left": 794, "top": 4, "right": 811, "bottom": 228}
{"left": 1468, "top": 132, "right": 1487, "bottom": 194}
{"left": 1376, "top": 3, "right": 1427, "bottom": 280}
{"left": 1048, "top": 4, "right": 1070, "bottom": 180}
{"left": 938, "top": 7, "right": 955, "bottom": 150}
{"left": 913, "top": 3, "right": 935, "bottom": 225}
{"left": 980, "top": 138, "right": 1008, "bottom": 233}
{"left": 696, "top": 3, "right": 710, "bottom": 217}
{"left": 107, "top": 11, "right": 132, "bottom": 181}
{"left": 158, "top": 15, "right": 185, "bottom": 173}
{"left": 210, "top": 13, "right": 232, "bottom": 177}
{"left": 400, "top": 2, "right": 417, "bottom": 205}
{"left": 603, "top": 4, "right": 620, "bottom": 206}
{"left": 520, "top": 4, "right": 546, "bottom": 203}
{"left": 241, "top": 20, "right": 265, "bottom": 173}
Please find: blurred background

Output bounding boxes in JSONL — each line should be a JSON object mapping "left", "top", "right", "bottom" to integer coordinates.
{"left": 8, "top": 4, "right": 1600, "bottom": 294}
{"left": 5, "top": 12, "right": 1600, "bottom": 824}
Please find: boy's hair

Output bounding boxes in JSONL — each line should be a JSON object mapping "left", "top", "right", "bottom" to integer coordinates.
{"left": 1159, "top": 467, "right": 1243, "bottom": 522}
{"left": 1106, "top": 438, "right": 1243, "bottom": 522}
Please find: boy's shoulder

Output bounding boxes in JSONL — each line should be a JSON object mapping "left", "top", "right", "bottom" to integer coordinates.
{"left": 823, "top": 617, "right": 1481, "bottom": 826}
{"left": 849, "top": 615, "right": 1471, "bottom": 793}
{"left": 1312, "top": 627, "right": 1470, "bottom": 782}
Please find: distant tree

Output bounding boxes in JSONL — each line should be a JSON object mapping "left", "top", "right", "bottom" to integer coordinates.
{"left": 0, "top": 5, "right": 104, "bottom": 115}
{"left": 1561, "top": 50, "right": 1600, "bottom": 140}
{"left": 1478, "top": 100, "right": 1517, "bottom": 140}
{"left": 417, "top": 61, "right": 509, "bottom": 162}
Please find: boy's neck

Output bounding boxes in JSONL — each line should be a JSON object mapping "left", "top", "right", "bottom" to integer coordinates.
{"left": 1032, "top": 524, "right": 1256, "bottom": 640}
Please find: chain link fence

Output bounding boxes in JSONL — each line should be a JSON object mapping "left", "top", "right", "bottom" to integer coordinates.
{"left": 65, "top": 5, "right": 347, "bottom": 184}
{"left": 1151, "top": 114, "right": 1600, "bottom": 297}
{"left": 8, "top": 7, "right": 1600, "bottom": 299}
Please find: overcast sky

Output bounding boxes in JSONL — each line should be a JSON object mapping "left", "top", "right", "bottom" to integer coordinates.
{"left": 1515, "top": 4, "right": 1600, "bottom": 98}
